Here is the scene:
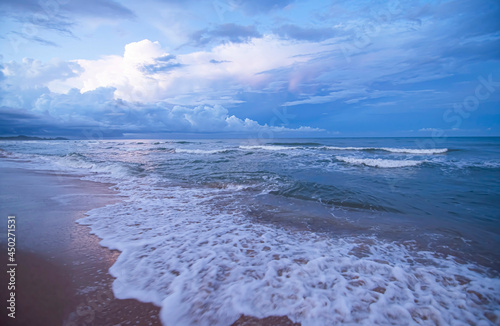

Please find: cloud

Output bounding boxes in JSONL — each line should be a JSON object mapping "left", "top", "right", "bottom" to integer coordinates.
{"left": 9, "top": 32, "right": 59, "bottom": 47}
{"left": 2, "top": 0, "right": 499, "bottom": 137}
{"left": 234, "top": 0, "right": 295, "bottom": 15}
{"left": 274, "top": 0, "right": 500, "bottom": 108}
{"left": 209, "top": 59, "right": 231, "bottom": 64}
{"left": 159, "top": 0, "right": 294, "bottom": 15}
{"left": 282, "top": 87, "right": 385, "bottom": 107}
{"left": 0, "top": 58, "right": 82, "bottom": 110}
{"left": 0, "top": 86, "right": 323, "bottom": 136}
{"left": 2, "top": 58, "right": 82, "bottom": 88}
{"left": 63, "top": 37, "right": 325, "bottom": 104}
{"left": 65, "top": 0, "right": 135, "bottom": 19}
{"left": 273, "top": 24, "right": 339, "bottom": 42}
{"left": 1, "top": 0, "right": 75, "bottom": 36}
{"left": 0, "top": 0, "right": 135, "bottom": 45}
{"left": 189, "top": 24, "right": 262, "bottom": 47}
{"left": 0, "top": 0, "right": 135, "bottom": 20}
{"left": 141, "top": 55, "right": 183, "bottom": 74}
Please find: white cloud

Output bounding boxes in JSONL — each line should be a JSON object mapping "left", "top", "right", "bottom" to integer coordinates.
{"left": 65, "top": 39, "right": 170, "bottom": 102}
{"left": 61, "top": 37, "right": 329, "bottom": 104}
{"left": 0, "top": 38, "right": 327, "bottom": 135}
{"left": 2, "top": 58, "right": 81, "bottom": 89}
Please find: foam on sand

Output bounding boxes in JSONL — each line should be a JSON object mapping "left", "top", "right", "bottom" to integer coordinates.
{"left": 78, "top": 176, "right": 500, "bottom": 326}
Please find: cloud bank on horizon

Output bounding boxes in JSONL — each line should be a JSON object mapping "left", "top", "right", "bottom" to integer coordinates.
{"left": 0, "top": 0, "right": 499, "bottom": 138}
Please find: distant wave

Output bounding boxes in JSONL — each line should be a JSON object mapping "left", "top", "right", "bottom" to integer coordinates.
{"left": 175, "top": 148, "right": 232, "bottom": 154}
{"left": 154, "top": 147, "right": 176, "bottom": 153}
{"left": 239, "top": 145, "right": 298, "bottom": 151}
{"left": 0, "top": 148, "right": 12, "bottom": 158}
{"left": 336, "top": 156, "right": 423, "bottom": 168}
{"left": 324, "top": 146, "right": 448, "bottom": 154}
{"left": 267, "top": 142, "right": 322, "bottom": 146}
{"left": 380, "top": 147, "right": 448, "bottom": 154}
{"left": 241, "top": 145, "right": 447, "bottom": 154}
{"left": 174, "top": 141, "right": 197, "bottom": 144}
{"left": 443, "top": 160, "right": 500, "bottom": 170}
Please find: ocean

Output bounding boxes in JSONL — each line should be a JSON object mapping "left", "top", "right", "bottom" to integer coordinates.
{"left": 1, "top": 137, "right": 499, "bottom": 325}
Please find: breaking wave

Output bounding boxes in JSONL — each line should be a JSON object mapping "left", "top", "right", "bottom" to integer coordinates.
{"left": 336, "top": 156, "right": 424, "bottom": 168}
{"left": 324, "top": 147, "right": 448, "bottom": 155}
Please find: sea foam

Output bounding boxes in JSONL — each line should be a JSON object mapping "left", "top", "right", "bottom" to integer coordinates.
{"left": 77, "top": 175, "right": 500, "bottom": 326}
{"left": 336, "top": 156, "right": 423, "bottom": 168}
{"left": 239, "top": 145, "right": 299, "bottom": 151}
{"left": 175, "top": 148, "right": 230, "bottom": 154}
{"left": 324, "top": 147, "right": 448, "bottom": 154}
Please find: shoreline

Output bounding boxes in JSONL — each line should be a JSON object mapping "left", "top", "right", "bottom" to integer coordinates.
{"left": 0, "top": 165, "right": 162, "bottom": 326}
{"left": 0, "top": 163, "right": 298, "bottom": 326}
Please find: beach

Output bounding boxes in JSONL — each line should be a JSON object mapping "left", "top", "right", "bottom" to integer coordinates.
{"left": 0, "top": 163, "right": 298, "bottom": 326}
{"left": 1, "top": 0, "right": 499, "bottom": 323}
{"left": 0, "top": 165, "right": 162, "bottom": 326}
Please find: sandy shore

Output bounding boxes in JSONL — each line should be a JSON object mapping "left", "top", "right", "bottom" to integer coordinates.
{"left": 0, "top": 166, "right": 161, "bottom": 326}
{"left": 0, "top": 163, "right": 298, "bottom": 326}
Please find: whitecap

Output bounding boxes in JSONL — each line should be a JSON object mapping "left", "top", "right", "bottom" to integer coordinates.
{"left": 323, "top": 147, "right": 448, "bottom": 154}
{"left": 336, "top": 156, "right": 423, "bottom": 168}
{"left": 239, "top": 145, "right": 298, "bottom": 151}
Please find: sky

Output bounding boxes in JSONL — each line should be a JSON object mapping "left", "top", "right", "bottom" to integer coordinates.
{"left": 0, "top": 0, "right": 499, "bottom": 138}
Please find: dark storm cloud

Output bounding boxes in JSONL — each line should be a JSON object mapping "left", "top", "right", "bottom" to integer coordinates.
{"left": 0, "top": 106, "right": 54, "bottom": 136}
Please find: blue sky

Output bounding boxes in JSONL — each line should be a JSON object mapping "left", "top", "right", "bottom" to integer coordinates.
{"left": 0, "top": 0, "right": 499, "bottom": 138}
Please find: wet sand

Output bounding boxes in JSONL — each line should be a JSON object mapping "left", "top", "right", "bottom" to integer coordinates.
{"left": 0, "top": 166, "right": 161, "bottom": 326}
{"left": 0, "top": 164, "right": 297, "bottom": 326}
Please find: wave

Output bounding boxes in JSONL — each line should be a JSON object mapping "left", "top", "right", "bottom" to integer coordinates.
{"left": 443, "top": 160, "right": 500, "bottom": 170}
{"left": 267, "top": 142, "right": 322, "bottom": 146}
{"left": 336, "top": 156, "right": 423, "bottom": 168}
{"left": 224, "top": 145, "right": 447, "bottom": 155}
{"left": 161, "top": 140, "right": 200, "bottom": 145}
{"left": 381, "top": 147, "right": 448, "bottom": 154}
{"left": 269, "top": 181, "right": 401, "bottom": 212}
{"left": 6, "top": 151, "right": 137, "bottom": 182}
{"left": 239, "top": 145, "right": 298, "bottom": 151}
{"left": 324, "top": 146, "right": 448, "bottom": 154}
{"left": 0, "top": 148, "right": 12, "bottom": 157}
{"left": 78, "top": 180, "right": 500, "bottom": 326}
{"left": 175, "top": 149, "right": 232, "bottom": 154}
{"left": 155, "top": 147, "right": 176, "bottom": 152}
{"left": 3, "top": 140, "right": 500, "bottom": 326}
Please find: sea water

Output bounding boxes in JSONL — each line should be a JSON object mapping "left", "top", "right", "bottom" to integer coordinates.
{"left": 1, "top": 137, "right": 499, "bottom": 325}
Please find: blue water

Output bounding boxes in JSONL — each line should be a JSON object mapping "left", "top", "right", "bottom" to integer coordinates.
{"left": 1, "top": 137, "right": 499, "bottom": 325}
